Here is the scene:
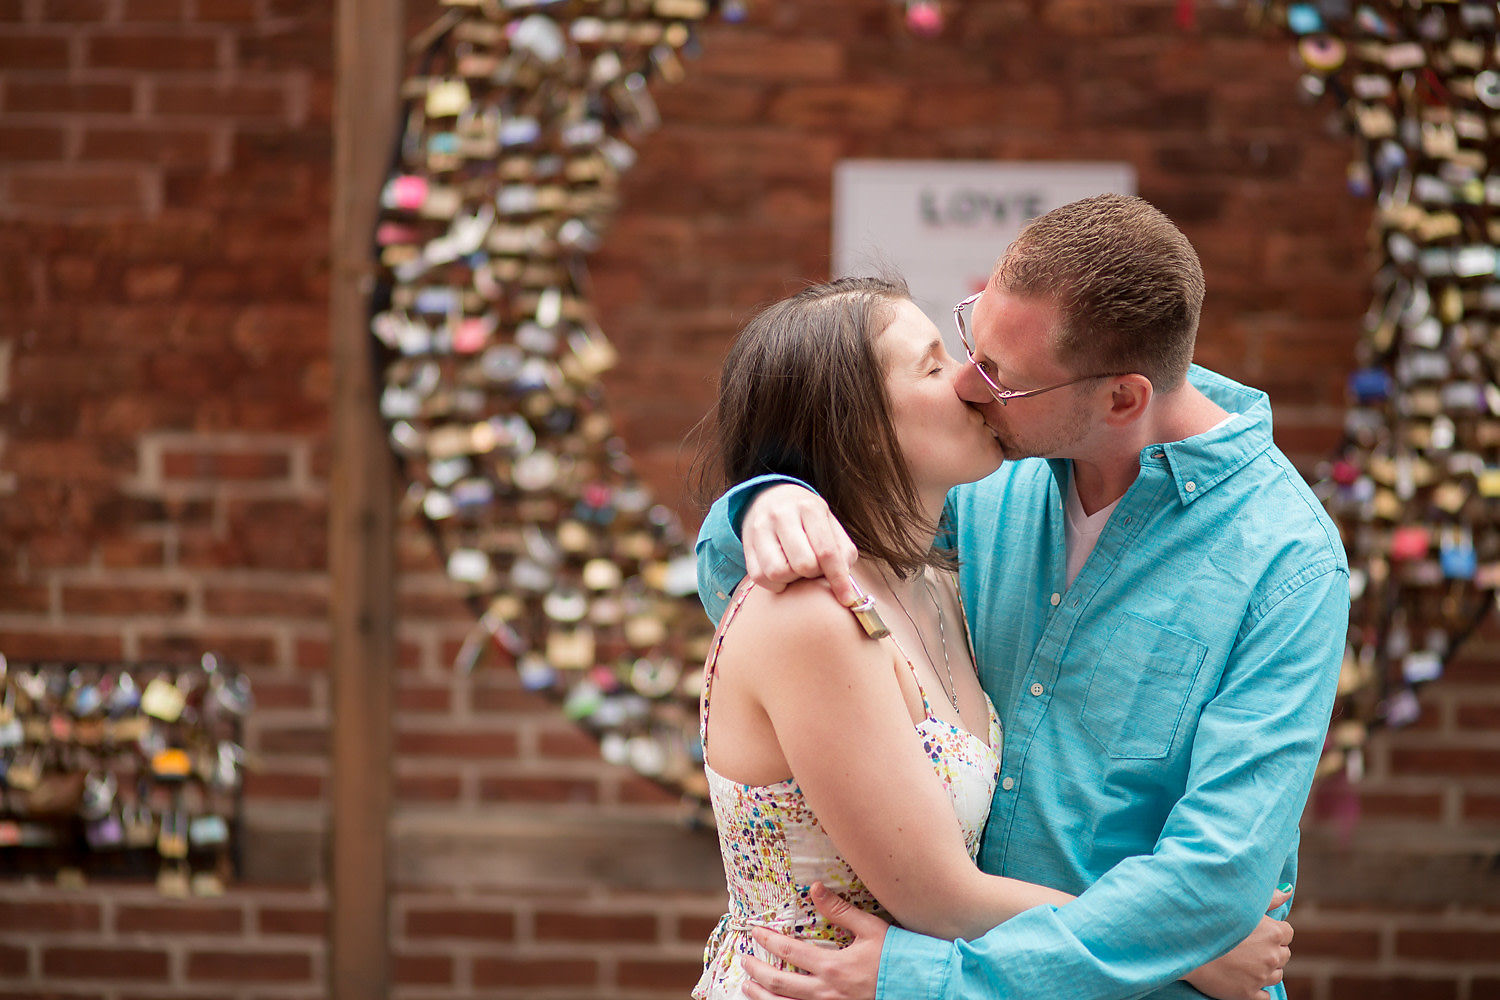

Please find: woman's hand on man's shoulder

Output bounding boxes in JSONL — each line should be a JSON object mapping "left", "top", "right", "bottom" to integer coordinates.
{"left": 743, "top": 485, "right": 861, "bottom": 605}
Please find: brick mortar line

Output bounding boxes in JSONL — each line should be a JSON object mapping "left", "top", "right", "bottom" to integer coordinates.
{"left": 450, "top": 761, "right": 623, "bottom": 780}
{"left": 0, "top": 204, "right": 157, "bottom": 225}
{"left": 0, "top": 161, "right": 158, "bottom": 176}
{"left": 1, "top": 110, "right": 294, "bottom": 126}
{"left": 239, "top": 805, "right": 328, "bottom": 830}
{"left": 214, "top": 32, "right": 234, "bottom": 74}
{"left": 1300, "top": 957, "right": 1500, "bottom": 974}
{"left": 7, "top": 937, "right": 324, "bottom": 956}
{"left": 43, "top": 608, "right": 321, "bottom": 635}
{"left": 397, "top": 576, "right": 475, "bottom": 595}
{"left": 282, "top": 70, "right": 308, "bottom": 128}
{"left": 0, "top": 69, "right": 320, "bottom": 97}
{"left": 1372, "top": 731, "right": 1500, "bottom": 749}
{"left": 40, "top": 565, "right": 331, "bottom": 587}
{"left": 65, "top": 32, "right": 86, "bottom": 75}
{"left": 390, "top": 804, "right": 699, "bottom": 827}
{"left": 1300, "top": 830, "right": 1500, "bottom": 853}
{"left": 0, "top": 612, "right": 192, "bottom": 631}
{"left": 137, "top": 429, "right": 317, "bottom": 448}
{"left": 1291, "top": 907, "right": 1500, "bottom": 925}
{"left": 385, "top": 941, "right": 702, "bottom": 958}
{"left": 597, "top": 952, "right": 615, "bottom": 988}
{"left": 1329, "top": 775, "right": 1500, "bottom": 791}
{"left": 286, "top": 440, "right": 313, "bottom": 493}
{"left": 44, "top": 566, "right": 207, "bottom": 586}
{"left": 120, "top": 481, "right": 329, "bottom": 502}
{"left": 1444, "top": 785, "right": 1467, "bottom": 825}
{"left": 1, "top": 24, "right": 275, "bottom": 38}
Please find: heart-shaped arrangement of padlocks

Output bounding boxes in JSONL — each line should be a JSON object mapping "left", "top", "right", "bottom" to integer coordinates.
{"left": 1252, "top": 1, "right": 1499, "bottom": 778}
{"left": 0, "top": 654, "right": 250, "bottom": 894}
{"left": 370, "top": 0, "right": 756, "bottom": 811}
{"left": 374, "top": 0, "right": 1498, "bottom": 803}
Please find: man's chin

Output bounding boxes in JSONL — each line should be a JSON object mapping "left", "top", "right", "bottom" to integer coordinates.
{"left": 997, "top": 441, "right": 1038, "bottom": 461}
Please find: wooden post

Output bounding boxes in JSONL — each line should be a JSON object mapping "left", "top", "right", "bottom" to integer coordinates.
{"left": 328, "top": 0, "right": 403, "bottom": 994}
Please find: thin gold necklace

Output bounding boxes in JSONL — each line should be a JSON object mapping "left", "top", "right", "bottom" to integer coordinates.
{"left": 885, "top": 569, "right": 961, "bottom": 718}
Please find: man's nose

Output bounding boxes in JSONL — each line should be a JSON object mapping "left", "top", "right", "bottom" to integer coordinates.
{"left": 952, "top": 362, "right": 994, "bottom": 405}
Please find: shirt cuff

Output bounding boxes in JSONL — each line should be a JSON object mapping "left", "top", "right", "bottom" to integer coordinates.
{"left": 725, "top": 473, "right": 813, "bottom": 535}
{"left": 877, "top": 927, "right": 953, "bottom": 1000}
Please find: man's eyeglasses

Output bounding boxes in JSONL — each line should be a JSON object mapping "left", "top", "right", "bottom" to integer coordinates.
{"left": 953, "top": 291, "right": 1134, "bottom": 406}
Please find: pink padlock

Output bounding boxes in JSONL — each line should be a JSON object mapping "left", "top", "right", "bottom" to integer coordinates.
{"left": 582, "top": 482, "right": 612, "bottom": 509}
{"left": 451, "top": 317, "right": 488, "bottom": 354}
{"left": 1388, "top": 525, "right": 1430, "bottom": 561}
{"left": 375, "top": 221, "right": 422, "bottom": 246}
{"left": 386, "top": 174, "right": 428, "bottom": 211}
{"left": 906, "top": 0, "right": 942, "bottom": 36}
{"left": 1331, "top": 460, "right": 1359, "bottom": 486}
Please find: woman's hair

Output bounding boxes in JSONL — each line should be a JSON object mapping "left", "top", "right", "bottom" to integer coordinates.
{"left": 696, "top": 275, "right": 952, "bottom": 578}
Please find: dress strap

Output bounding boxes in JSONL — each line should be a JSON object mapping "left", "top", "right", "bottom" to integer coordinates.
{"left": 884, "top": 629, "right": 935, "bottom": 719}
{"left": 699, "top": 580, "right": 758, "bottom": 759}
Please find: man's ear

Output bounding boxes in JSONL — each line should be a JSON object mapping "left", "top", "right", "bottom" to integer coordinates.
{"left": 1102, "top": 374, "right": 1152, "bottom": 428}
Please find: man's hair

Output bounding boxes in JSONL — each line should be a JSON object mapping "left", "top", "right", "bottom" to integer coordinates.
{"left": 695, "top": 276, "right": 952, "bottom": 578}
{"left": 993, "top": 194, "right": 1204, "bottom": 391}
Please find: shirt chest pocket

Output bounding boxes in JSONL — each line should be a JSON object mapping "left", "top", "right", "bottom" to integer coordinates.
{"left": 1079, "top": 613, "right": 1209, "bottom": 760}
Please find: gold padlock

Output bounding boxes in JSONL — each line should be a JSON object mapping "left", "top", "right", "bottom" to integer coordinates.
{"left": 844, "top": 582, "right": 891, "bottom": 640}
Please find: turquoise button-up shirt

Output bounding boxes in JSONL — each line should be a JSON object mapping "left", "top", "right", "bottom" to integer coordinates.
{"left": 695, "top": 366, "right": 1349, "bottom": 1000}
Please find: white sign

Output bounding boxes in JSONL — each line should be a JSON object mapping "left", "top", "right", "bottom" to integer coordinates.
{"left": 832, "top": 161, "right": 1136, "bottom": 355}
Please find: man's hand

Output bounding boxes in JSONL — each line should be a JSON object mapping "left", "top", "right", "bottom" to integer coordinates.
{"left": 743, "top": 883, "right": 887, "bottom": 1000}
{"left": 742, "top": 485, "right": 859, "bottom": 605}
{"left": 1184, "top": 887, "right": 1295, "bottom": 1000}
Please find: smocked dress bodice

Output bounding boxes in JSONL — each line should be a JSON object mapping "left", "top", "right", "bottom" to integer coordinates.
{"left": 694, "top": 579, "right": 1002, "bottom": 1000}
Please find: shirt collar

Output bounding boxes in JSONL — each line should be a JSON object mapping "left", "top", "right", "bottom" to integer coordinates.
{"left": 1044, "top": 365, "right": 1275, "bottom": 507}
{"left": 1150, "top": 365, "right": 1273, "bottom": 505}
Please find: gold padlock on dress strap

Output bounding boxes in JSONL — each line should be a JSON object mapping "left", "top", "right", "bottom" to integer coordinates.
{"left": 844, "top": 581, "right": 890, "bottom": 640}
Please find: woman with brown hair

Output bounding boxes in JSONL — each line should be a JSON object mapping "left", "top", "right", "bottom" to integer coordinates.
{"left": 692, "top": 277, "right": 1290, "bottom": 1000}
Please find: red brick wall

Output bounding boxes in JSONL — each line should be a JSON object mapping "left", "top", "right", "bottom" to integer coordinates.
{"left": 1, "top": 1, "right": 1496, "bottom": 998}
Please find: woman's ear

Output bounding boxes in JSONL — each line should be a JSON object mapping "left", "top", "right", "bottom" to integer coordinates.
{"left": 1102, "top": 374, "right": 1152, "bottom": 428}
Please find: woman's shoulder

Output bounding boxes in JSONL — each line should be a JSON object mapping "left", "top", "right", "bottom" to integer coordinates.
{"left": 719, "top": 579, "right": 874, "bottom": 670}
{"left": 733, "top": 578, "right": 861, "bottom": 637}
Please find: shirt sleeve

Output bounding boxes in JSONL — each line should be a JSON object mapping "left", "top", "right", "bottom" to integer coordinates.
{"left": 693, "top": 473, "right": 814, "bottom": 622}
{"left": 878, "top": 562, "right": 1350, "bottom": 1000}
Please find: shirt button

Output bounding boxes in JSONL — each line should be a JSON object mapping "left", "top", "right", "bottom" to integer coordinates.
{"left": 1030, "top": 682, "right": 1044, "bottom": 697}
{"left": 715, "top": 591, "right": 727, "bottom": 600}
{"left": 1124, "top": 516, "right": 1132, "bottom": 524}
{"left": 1002, "top": 777, "right": 1014, "bottom": 791}
{"left": 1152, "top": 451, "right": 1165, "bottom": 460}
{"left": 1185, "top": 481, "right": 1197, "bottom": 493}
{"left": 1050, "top": 593, "right": 1061, "bottom": 606}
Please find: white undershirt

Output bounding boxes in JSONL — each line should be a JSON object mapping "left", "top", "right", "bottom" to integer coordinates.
{"left": 1064, "top": 414, "right": 1239, "bottom": 588}
{"left": 1064, "top": 476, "right": 1119, "bottom": 588}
